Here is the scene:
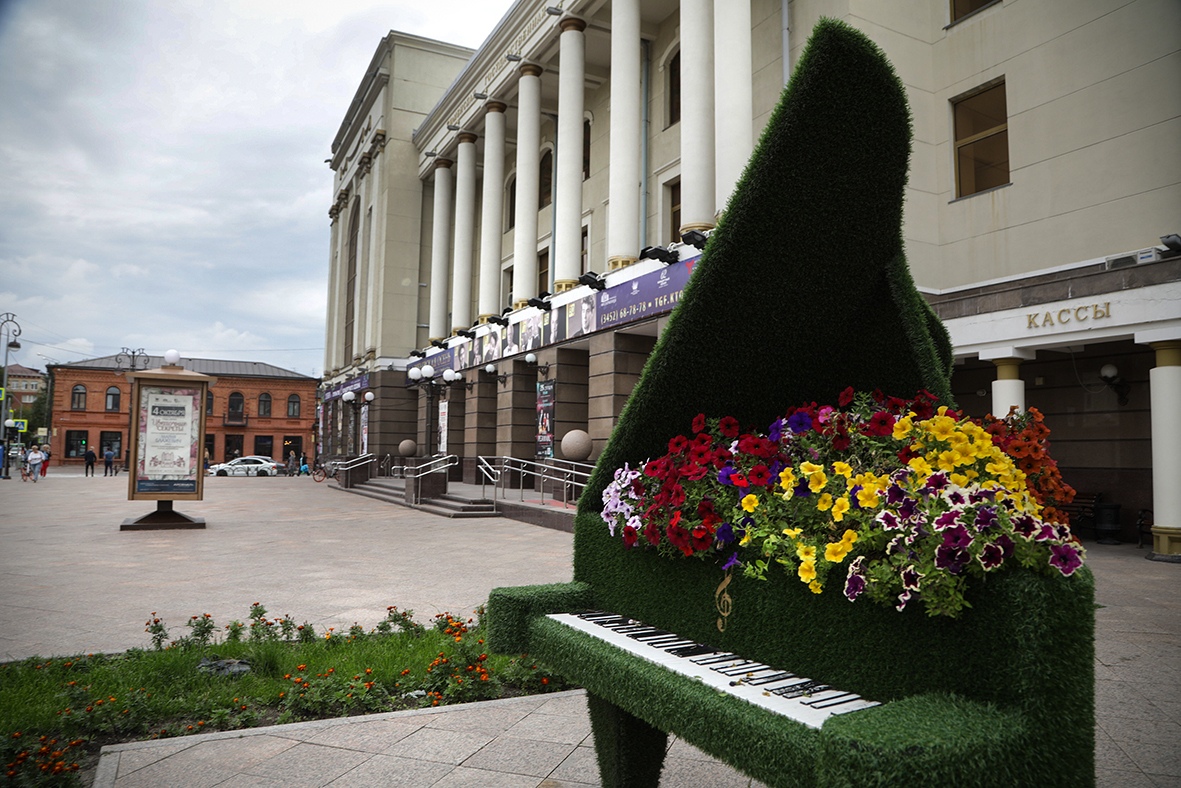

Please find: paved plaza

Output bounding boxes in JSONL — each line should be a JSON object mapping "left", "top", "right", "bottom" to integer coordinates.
{"left": 1, "top": 468, "right": 1178, "bottom": 786}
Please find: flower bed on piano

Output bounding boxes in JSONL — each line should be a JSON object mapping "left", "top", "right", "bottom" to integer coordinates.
{"left": 600, "top": 389, "right": 1083, "bottom": 618}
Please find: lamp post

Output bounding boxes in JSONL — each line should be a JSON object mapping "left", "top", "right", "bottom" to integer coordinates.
{"left": 406, "top": 364, "right": 463, "bottom": 456}
{"left": 340, "top": 389, "right": 374, "bottom": 455}
{"left": 1, "top": 312, "right": 22, "bottom": 480}
{"left": 116, "top": 347, "right": 150, "bottom": 468}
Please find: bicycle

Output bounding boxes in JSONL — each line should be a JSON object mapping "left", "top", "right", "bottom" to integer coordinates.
{"left": 312, "top": 461, "right": 339, "bottom": 483}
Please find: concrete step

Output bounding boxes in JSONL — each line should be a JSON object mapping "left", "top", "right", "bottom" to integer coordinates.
{"left": 334, "top": 480, "right": 499, "bottom": 519}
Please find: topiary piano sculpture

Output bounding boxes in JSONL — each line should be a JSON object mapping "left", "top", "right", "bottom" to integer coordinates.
{"left": 487, "top": 19, "right": 1093, "bottom": 788}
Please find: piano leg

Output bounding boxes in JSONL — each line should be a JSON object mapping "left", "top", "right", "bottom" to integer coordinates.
{"left": 587, "top": 691, "right": 668, "bottom": 787}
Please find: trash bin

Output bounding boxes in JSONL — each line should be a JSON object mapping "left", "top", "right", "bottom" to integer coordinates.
{"left": 1095, "top": 503, "right": 1121, "bottom": 545}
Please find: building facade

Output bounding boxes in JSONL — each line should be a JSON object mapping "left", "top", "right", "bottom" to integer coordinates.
{"left": 48, "top": 355, "right": 318, "bottom": 468}
{"left": 321, "top": 0, "right": 1181, "bottom": 551}
{"left": 4, "top": 363, "right": 44, "bottom": 416}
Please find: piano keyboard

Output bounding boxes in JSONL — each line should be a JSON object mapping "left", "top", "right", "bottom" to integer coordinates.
{"left": 547, "top": 611, "right": 880, "bottom": 729}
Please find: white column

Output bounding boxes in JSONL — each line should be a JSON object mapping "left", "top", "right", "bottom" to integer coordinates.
{"left": 1149, "top": 341, "right": 1181, "bottom": 555}
{"left": 714, "top": 0, "right": 753, "bottom": 210}
{"left": 680, "top": 0, "right": 716, "bottom": 236}
{"left": 428, "top": 158, "right": 453, "bottom": 342}
{"left": 990, "top": 358, "right": 1026, "bottom": 415}
{"left": 324, "top": 207, "right": 342, "bottom": 372}
{"left": 451, "top": 132, "right": 478, "bottom": 333}
{"left": 554, "top": 17, "right": 587, "bottom": 293}
{"left": 354, "top": 165, "right": 371, "bottom": 356}
{"left": 478, "top": 102, "right": 507, "bottom": 321}
{"left": 607, "top": 0, "right": 641, "bottom": 271}
{"left": 512, "top": 64, "right": 543, "bottom": 309}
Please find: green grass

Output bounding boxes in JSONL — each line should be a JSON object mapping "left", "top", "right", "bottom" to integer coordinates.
{"left": 0, "top": 608, "right": 567, "bottom": 786}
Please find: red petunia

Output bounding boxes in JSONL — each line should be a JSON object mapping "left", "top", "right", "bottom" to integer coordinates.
{"left": 668, "top": 435, "right": 689, "bottom": 455}
{"left": 666, "top": 523, "right": 694, "bottom": 556}
{"left": 747, "top": 464, "right": 771, "bottom": 486}
{"left": 718, "top": 416, "right": 740, "bottom": 438}
{"left": 691, "top": 413, "right": 707, "bottom": 433}
{"left": 622, "top": 525, "right": 638, "bottom": 548}
{"left": 690, "top": 524, "right": 714, "bottom": 551}
{"left": 838, "top": 386, "right": 855, "bottom": 407}
{"left": 865, "top": 411, "right": 895, "bottom": 437}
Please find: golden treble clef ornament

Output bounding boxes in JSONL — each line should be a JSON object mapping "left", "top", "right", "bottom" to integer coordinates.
{"left": 715, "top": 571, "right": 733, "bottom": 632}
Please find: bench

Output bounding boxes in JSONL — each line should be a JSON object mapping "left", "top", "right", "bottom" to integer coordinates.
{"left": 1058, "top": 492, "right": 1102, "bottom": 534}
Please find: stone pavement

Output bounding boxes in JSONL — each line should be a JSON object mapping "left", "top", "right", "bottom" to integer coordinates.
{"left": 1, "top": 468, "right": 1178, "bottom": 786}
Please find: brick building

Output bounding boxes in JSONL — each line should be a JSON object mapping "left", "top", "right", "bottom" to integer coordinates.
{"left": 47, "top": 355, "right": 318, "bottom": 468}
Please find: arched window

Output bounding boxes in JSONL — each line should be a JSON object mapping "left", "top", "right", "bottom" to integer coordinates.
{"left": 539, "top": 149, "right": 553, "bottom": 208}
{"left": 105, "top": 386, "right": 121, "bottom": 412}
{"left": 287, "top": 394, "right": 301, "bottom": 418}
{"left": 505, "top": 175, "right": 516, "bottom": 230}
{"left": 71, "top": 385, "right": 87, "bottom": 410}
{"left": 228, "top": 392, "right": 245, "bottom": 421}
{"left": 667, "top": 50, "right": 681, "bottom": 127}
{"left": 258, "top": 393, "right": 272, "bottom": 418}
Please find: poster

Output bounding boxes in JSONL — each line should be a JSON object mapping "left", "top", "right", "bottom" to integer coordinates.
{"left": 536, "top": 379, "right": 555, "bottom": 460}
{"left": 135, "top": 386, "right": 202, "bottom": 494}
{"left": 437, "top": 399, "right": 448, "bottom": 455}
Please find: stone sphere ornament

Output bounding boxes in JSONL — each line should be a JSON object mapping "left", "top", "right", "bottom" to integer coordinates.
{"left": 398, "top": 439, "right": 417, "bottom": 457}
{"left": 561, "top": 429, "right": 593, "bottom": 461}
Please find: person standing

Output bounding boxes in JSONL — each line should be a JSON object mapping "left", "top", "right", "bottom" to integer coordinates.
{"left": 103, "top": 446, "right": 115, "bottom": 476}
{"left": 39, "top": 445, "right": 50, "bottom": 477}
{"left": 83, "top": 447, "right": 97, "bottom": 477}
{"left": 25, "top": 445, "right": 45, "bottom": 482}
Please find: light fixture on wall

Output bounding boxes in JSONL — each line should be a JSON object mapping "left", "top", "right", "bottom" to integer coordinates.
{"left": 639, "top": 245, "right": 678, "bottom": 264}
{"left": 425, "top": 151, "right": 438, "bottom": 157}
{"left": 527, "top": 291, "right": 552, "bottom": 311}
{"left": 457, "top": 329, "right": 477, "bottom": 339}
{"left": 431, "top": 339, "right": 449, "bottom": 349}
{"left": 524, "top": 352, "right": 551, "bottom": 377}
{"left": 446, "top": 124, "right": 461, "bottom": 131}
{"left": 488, "top": 314, "right": 509, "bottom": 327}
{"left": 545, "top": 5, "right": 563, "bottom": 15}
{"left": 505, "top": 53, "right": 522, "bottom": 62}
{"left": 578, "top": 271, "right": 607, "bottom": 290}
{"left": 473, "top": 91, "right": 488, "bottom": 100}
{"left": 409, "top": 350, "right": 426, "bottom": 358}
{"left": 1161, "top": 234, "right": 1181, "bottom": 256}
{"left": 1099, "top": 364, "right": 1131, "bottom": 406}
{"left": 483, "top": 363, "right": 508, "bottom": 385}
{"left": 680, "top": 229, "right": 708, "bottom": 249}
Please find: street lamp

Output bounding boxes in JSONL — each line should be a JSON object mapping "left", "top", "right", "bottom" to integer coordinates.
{"left": 406, "top": 365, "right": 462, "bottom": 456}
{"left": 1, "top": 312, "right": 22, "bottom": 480}
{"left": 340, "top": 389, "right": 374, "bottom": 455}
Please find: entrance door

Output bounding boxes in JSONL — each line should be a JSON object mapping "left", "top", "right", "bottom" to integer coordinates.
{"left": 283, "top": 436, "right": 303, "bottom": 463}
{"left": 224, "top": 434, "right": 244, "bottom": 461}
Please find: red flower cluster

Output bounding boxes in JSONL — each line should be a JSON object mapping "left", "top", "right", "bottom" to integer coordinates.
{"left": 982, "top": 407, "right": 1076, "bottom": 524}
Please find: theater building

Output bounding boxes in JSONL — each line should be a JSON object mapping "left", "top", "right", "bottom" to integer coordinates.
{"left": 320, "top": 0, "right": 1180, "bottom": 553}
{"left": 47, "top": 355, "right": 318, "bottom": 468}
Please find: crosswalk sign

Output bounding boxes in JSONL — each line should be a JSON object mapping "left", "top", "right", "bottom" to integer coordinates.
{"left": 13, "top": 419, "right": 27, "bottom": 432}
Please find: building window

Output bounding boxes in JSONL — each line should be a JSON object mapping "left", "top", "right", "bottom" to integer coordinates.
{"left": 582, "top": 119, "right": 591, "bottom": 180}
{"left": 70, "top": 385, "right": 86, "bottom": 410}
{"left": 254, "top": 435, "right": 274, "bottom": 458}
{"left": 538, "top": 249, "right": 550, "bottom": 295}
{"left": 206, "top": 391, "right": 214, "bottom": 415}
{"left": 105, "top": 386, "right": 121, "bottom": 412}
{"left": 506, "top": 176, "right": 516, "bottom": 230}
{"left": 669, "top": 180, "right": 682, "bottom": 243}
{"left": 258, "top": 393, "right": 272, "bottom": 418}
{"left": 953, "top": 81, "right": 1009, "bottom": 198}
{"left": 581, "top": 226, "right": 589, "bottom": 275}
{"left": 65, "top": 430, "right": 88, "bottom": 458}
{"left": 502, "top": 266, "right": 514, "bottom": 308}
{"left": 228, "top": 392, "right": 244, "bottom": 417}
{"left": 667, "top": 50, "right": 681, "bottom": 127}
{"left": 101, "top": 431, "right": 122, "bottom": 459}
{"left": 539, "top": 150, "right": 553, "bottom": 208}
{"left": 950, "top": 0, "right": 1000, "bottom": 24}
{"left": 287, "top": 394, "right": 301, "bottom": 418}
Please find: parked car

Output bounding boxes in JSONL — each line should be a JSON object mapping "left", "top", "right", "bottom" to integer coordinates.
{"left": 206, "top": 456, "right": 283, "bottom": 477}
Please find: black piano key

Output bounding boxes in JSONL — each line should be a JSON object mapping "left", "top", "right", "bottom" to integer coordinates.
{"left": 773, "top": 681, "right": 830, "bottom": 699}
{"left": 690, "top": 652, "right": 740, "bottom": 665}
{"left": 713, "top": 661, "right": 764, "bottom": 676}
{"left": 667, "top": 644, "right": 718, "bottom": 658}
{"left": 803, "top": 693, "right": 861, "bottom": 709}
{"left": 744, "top": 671, "right": 798, "bottom": 685}
{"left": 629, "top": 629, "right": 672, "bottom": 641}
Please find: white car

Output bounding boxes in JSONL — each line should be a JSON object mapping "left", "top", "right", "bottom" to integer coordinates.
{"left": 207, "top": 456, "right": 283, "bottom": 477}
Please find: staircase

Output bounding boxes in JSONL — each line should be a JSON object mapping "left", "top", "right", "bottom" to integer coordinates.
{"left": 334, "top": 477, "right": 498, "bottom": 519}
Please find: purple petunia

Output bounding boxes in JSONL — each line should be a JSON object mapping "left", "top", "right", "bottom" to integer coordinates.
{"left": 1049, "top": 543, "right": 1083, "bottom": 576}
{"left": 844, "top": 571, "right": 866, "bottom": 602}
{"left": 935, "top": 545, "right": 970, "bottom": 575}
{"left": 933, "top": 510, "right": 961, "bottom": 531}
{"left": 877, "top": 510, "right": 901, "bottom": 530}
{"left": 721, "top": 552, "right": 742, "bottom": 571}
{"left": 895, "top": 590, "right": 912, "bottom": 612}
{"left": 787, "top": 411, "right": 813, "bottom": 435}
{"left": 977, "top": 542, "right": 1006, "bottom": 570}
{"left": 715, "top": 522, "right": 736, "bottom": 545}
{"left": 1012, "top": 514, "right": 1038, "bottom": 539}
{"left": 974, "top": 506, "right": 998, "bottom": 532}
{"left": 945, "top": 489, "right": 966, "bottom": 506}
{"left": 901, "top": 564, "right": 924, "bottom": 591}
{"left": 768, "top": 418, "right": 786, "bottom": 443}
{"left": 886, "top": 483, "right": 908, "bottom": 505}
{"left": 943, "top": 524, "right": 972, "bottom": 550}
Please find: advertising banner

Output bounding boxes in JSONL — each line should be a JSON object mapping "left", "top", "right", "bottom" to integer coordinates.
{"left": 536, "top": 379, "right": 555, "bottom": 460}
{"left": 134, "top": 386, "right": 202, "bottom": 495}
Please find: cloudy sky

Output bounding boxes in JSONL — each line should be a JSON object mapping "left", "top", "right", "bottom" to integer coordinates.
{"left": 0, "top": 0, "right": 515, "bottom": 379}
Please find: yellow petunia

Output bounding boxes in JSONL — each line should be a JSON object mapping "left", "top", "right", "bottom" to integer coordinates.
{"left": 782, "top": 527, "right": 802, "bottom": 539}
{"left": 893, "top": 416, "right": 914, "bottom": 440}
{"left": 832, "top": 461, "right": 852, "bottom": 479}
{"left": 825, "top": 541, "right": 850, "bottom": 563}
{"left": 779, "top": 468, "right": 796, "bottom": 491}
{"left": 741, "top": 494, "right": 759, "bottom": 513}
{"left": 816, "top": 493, "right": 834, "bottom": 512}
{"left": 798, "top": 561, "right": 817, "bottom": 583}
{"left": 799, "top": 461, "right": 823, "bottom": 475}
{"left": 797, "top": 544, "right": 816, "bottom": 562}
{"left": 808, "top": 580, "right": 823, "bottom": 594}
{"left": 908, "top": 456, "right": 934, "bottom": 478}
{"left": 856, "top": 486, "right": 880, "bottom": 509}
{"left": 831, "top": 496, "right": 850, "bottom": 522}
{"left": 808, "top": 470, "right": 828, "bottom": 494}
{"left": 840, "top": 529, "right": 859, "bottom": 546}
{"left": 926, "top": 415, "right": 957, "bottom": 441}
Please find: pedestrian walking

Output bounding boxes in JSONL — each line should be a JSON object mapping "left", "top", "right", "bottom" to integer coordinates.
{"left": 25, "top": 446, "right": 45, "bottom": 482}
{"left": 299, "top": 452, "right": 307, "bottom": 476}
{"left": 39, "top": 445, "right": 50, "bottom": 477}
{"left": 84, "top": 447, "right": 97, "bottom": 476}
{"left": 103, "top": 447, "right": 115, "bottom": 476}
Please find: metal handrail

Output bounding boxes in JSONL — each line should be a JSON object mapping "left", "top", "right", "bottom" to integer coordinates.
{"left": 404, "top": 454, "right": 458, "bottom": 479}
{"left": 478, "top": 455, "right": 595, "bottom": 508}
{"left": 338, "top": 453, "right": 375, "bottom": 471}
{"left": 477, "top": 455, "right": 502, "bottom": 498}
